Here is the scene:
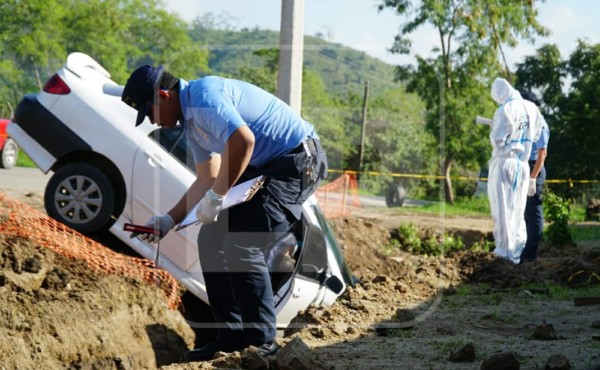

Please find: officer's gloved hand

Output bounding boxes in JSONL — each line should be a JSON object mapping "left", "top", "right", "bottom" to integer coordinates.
{"left": 527, "top": 178, "right": 536, "bottom": 197}
{"left": 139, "top": 214, "right": 175, "bottom": 243}
{"left": 196, "top": 189, "right": 225, "bottom": 224}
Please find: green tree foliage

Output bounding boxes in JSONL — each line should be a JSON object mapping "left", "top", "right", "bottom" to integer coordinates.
{"left": 187, "top": 20, "right": 398, "bottom": 98}
{"left": 362, "top": 88, "right": 436, "bottom": 193}
{"left": 196, "top": 26, "right": 436, "bottom": 186}
{"left": 515, "top": 41, "right": 600, "bottom": 194}
{"left": 0, "top": 0, "right": 208, "bottom": 115}
{"left": 378, "top": 0, "right": 548, "bottom": 203}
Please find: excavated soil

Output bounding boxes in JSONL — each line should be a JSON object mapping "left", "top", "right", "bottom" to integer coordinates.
{"left": 1, "top": 189, "right": 600, "bottom": 370}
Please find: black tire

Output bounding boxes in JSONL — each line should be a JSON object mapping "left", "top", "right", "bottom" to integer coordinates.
{"left": 385, "top": 184, "right": 406, "bottom": 208}
{"left": 44, "top": 163, "right": 115, "bottom": 234}
{"left": 0, "top": 138, "right": 18, "bottom": 169}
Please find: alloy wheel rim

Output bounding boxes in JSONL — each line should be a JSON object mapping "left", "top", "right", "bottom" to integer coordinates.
{"left": 54, "top": 175, "right": 103, "bottom": 224}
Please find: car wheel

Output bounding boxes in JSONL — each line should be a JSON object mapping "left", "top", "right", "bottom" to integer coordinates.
{"left": 385, "top": 184, "right": 406, "bottom": 208}
{"left": 0, "top": 138, "right": 19, "bottom": 169}
{"left": 44, "top": 163, "right": 115, "bottom": 234}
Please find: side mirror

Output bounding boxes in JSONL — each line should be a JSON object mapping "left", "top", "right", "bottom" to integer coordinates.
{"left": 325, "top": 275, "right": 344, "bottom": 294}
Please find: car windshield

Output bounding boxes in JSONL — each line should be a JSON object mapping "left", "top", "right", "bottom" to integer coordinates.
{"left": 311, "top": 204, "right": 356, "bottom": 287}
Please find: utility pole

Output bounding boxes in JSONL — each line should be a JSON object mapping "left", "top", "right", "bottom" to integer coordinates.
{"left": 277, "top": 0, "right": 305, "bottom": 113}
{"left": 358, "top": 81, "right": 369, "bottom": 172}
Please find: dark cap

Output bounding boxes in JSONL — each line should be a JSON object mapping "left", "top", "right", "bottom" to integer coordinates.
{"left": 122, "top": 65, "right": 164, "bottom": 126}
{"left": 519, "top": 90, "right": 541, "bottom": 106}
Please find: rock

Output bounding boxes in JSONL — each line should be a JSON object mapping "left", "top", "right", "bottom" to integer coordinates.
{"left": 592, "top": 320, "right": 600, "bottom": 329}
{"left": 449, "top": 342, "right": 476, "bottom": 362}
{"left": 23, "top": 256, "right": 42, "bottom": 273}
{"left": 544, "top": 354, "right": 571, "bottom": 370}
{"left": 394, "top": 282, "right": 409, "bottom": 293}
{"left": 586, "top": 198, "right": 600, "bottom": 221}
{"left": 240, "top": 347, "right": 270, "bottom": 370}
{"left": 533, "top": 323, "right": 557, "bottom": 340}
{"left": 395, "top": 308, "right": 416, "bottom": 324}
{"left": 372, "top": 275, "right": 388, "bottom": 284}
{"left": 480, "top": 352, "right": 520, "bottom": 370}
{"left": 276, "top": 336, "right": 330, "bottom": 370}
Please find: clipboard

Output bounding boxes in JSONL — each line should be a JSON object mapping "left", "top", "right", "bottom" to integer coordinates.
{"left": 175, "top": 175, "right": 266, "bottom": 231}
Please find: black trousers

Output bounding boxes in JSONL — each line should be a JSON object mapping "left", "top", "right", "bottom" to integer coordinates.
{"left": 522, "top": 163, "right": 546, "bottom": 261}
{"left": 197, "top": 139, "right": 327, "bottom": 346}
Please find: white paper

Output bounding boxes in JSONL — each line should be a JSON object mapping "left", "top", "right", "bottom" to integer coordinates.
{"left": 476, "top": 116, "right": 492, "bottom": 125}
{"left": 175, "top": 175, "right": 266, "bottom": 231}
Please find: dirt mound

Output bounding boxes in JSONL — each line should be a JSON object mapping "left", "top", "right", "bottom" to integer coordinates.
{"left": 0, "top": 233, "right": 194, "bottom": 369}
{"left": 2, "top": 190, "right": 600, "bottom": 369}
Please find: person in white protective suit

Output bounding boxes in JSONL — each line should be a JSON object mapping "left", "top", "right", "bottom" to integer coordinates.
{"left": 487, "top": 78, "right": 543, "bottom": 264}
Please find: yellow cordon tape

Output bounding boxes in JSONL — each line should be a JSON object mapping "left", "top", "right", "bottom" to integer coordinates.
{"left": 327, "top": 169, "right": 600, "bottom": 184}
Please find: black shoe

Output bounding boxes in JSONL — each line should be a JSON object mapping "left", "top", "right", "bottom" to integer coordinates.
{"left": 256, "top": 341, "right": 278, "bottom": 357}
{"left": 184, "top": 341, "right": 244, "bottom": 362}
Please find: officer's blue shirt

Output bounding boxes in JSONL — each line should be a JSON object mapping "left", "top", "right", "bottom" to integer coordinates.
{"left": 529, "top": 118, "right": 549, "bottom": 161}
{"left": 178, "top": 77, "right": 316, "bottom": 168}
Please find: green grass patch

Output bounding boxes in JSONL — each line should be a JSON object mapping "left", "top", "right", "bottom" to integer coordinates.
{"left": 16, "top": 151, "right": 35, "bottom": 168}
{"left": 384, "top": 196, "right": 490, "bottom": 217}
{"left": 570, "top": 203, "right": 587, "bottom": 223}
{"left": 572, "top": 223, "right": 600, "bottom": 242}
{"left": 522, "top": 283, "right": 600, "bottom": 301}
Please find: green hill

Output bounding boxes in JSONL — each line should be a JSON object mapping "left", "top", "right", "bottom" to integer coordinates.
{"left": 188, "top": 26, "right": 399, "bottom": 98}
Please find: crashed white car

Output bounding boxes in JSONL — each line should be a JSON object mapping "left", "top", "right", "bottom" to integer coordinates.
{"left": 8, "top": 52, "right": 353, "bottom": 329}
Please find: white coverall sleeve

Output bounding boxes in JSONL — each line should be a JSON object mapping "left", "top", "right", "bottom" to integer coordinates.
{"left": 490, "top": 108, "right": 513, "bottom": 149}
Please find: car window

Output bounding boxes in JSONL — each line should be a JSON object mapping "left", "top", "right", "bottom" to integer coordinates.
{"left": 149, "top": 126, "right": 194, "bottom": 171}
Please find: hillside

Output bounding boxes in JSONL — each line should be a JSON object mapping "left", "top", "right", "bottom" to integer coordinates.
{"left": 187, "top": 26, "right": 399, "bottom": 98}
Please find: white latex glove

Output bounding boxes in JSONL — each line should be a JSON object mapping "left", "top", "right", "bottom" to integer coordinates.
{"left": 527, "top": 178, "right": 536, "bottom": 197}
{"left": 196, "top": 189, "right": 226, "bottom": 224}
{"left": 138, "top": 214, "right": 175, "bottom": 243}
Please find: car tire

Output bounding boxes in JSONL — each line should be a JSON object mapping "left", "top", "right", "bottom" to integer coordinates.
{"left": 0, "top": 138, "right": 19, "bottom": 169}
{"left": 385, "top": 184, "right": 406, "bottom": 208}
{"left": 44, "top": 163, "right": 115, "bottom": 234}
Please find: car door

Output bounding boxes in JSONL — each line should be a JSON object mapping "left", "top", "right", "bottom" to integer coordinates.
{"left": 131, "top": 126, "right": 200, "bottom": 271}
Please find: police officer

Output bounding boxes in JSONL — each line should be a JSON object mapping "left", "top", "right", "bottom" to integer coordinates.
{"left": 121, "top": 65, "right": 327, "bottom": 362}
{"left": 520, "top": 90, "right": 549, "bottom": 262}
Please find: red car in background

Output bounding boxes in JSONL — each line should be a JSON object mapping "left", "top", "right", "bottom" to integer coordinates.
{"left": 0, "top": 118, "right": 19, "bottom": 169}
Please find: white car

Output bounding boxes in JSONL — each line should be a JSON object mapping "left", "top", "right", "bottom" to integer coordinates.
{"left": 8, "top": 52, "right": 353, "bottom": 329}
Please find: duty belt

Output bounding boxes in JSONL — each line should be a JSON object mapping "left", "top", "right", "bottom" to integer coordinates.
{"left": 290, "top": 138, "right": 319, "bottom": 156}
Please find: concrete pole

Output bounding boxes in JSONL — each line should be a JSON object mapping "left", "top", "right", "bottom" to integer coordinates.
{"left": 277, "top": 0, "right": 305, "bottom": 113}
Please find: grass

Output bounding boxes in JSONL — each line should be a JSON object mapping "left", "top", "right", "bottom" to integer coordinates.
{"left": 400, "top": 196, "right": 490, "bottom": 217}
{"left": 16, "top": 151, "right": 35, "bottom": 168}
{"left": 519, "top": 283, "right": 600, "bottom": 301}
{"left": 572, "top": 223, "right": 600, "bottom": 242}
{"left": 570, "top": 203, "right": 587, "bottom": 222}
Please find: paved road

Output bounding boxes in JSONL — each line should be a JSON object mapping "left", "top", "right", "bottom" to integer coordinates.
{"left": 0, "top": 166, "right": 51, "bottom": 193}
{"left": 0, "top": 167, "right": 435, "bottom": 209}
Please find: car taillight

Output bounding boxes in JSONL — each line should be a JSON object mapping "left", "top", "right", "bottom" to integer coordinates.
{"left": 43, "top": 74, "right": 71, "bottom": 95}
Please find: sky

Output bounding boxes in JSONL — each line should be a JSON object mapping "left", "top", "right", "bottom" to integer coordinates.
{"left": 163, "top": 0, "right": 600, "bottom": 68}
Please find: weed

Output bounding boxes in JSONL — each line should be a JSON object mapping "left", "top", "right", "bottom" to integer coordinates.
{"left": 544, "top": 192, "right": 574, "bottom": 246}
{"left": 390, "top": 223, "right": 465, "bottom": 256}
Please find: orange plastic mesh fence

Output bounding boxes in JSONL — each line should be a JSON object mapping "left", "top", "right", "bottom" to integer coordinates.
{"left": 315, "top": 173, "right": 360, "bottom": 218}
{"left": 0, "top": 192, "right": 181, "bottom": 309}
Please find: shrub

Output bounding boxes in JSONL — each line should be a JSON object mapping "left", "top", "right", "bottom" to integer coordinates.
{"left": 390, "top": 223, "right": 464, "bottom": 256}
{"left": 544, "top": 191, "right": 574, "bottom": 246}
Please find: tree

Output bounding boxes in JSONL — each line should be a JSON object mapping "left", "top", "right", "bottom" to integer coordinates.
{"left": 516, "top": 41, "right": 600, "bottom": 192}
{"left": 0, "top": 0, "right": 209, "bottom": 112}
{"left": 378, "top": 0, "right": 548, "bottom": 203}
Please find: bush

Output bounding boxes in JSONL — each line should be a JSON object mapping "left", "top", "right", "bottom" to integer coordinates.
{"left": 544, "top": 192, "right": 574, "bottom": 246}
{"left": 390, "top": 223, "right": 464, "bottom": 256}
